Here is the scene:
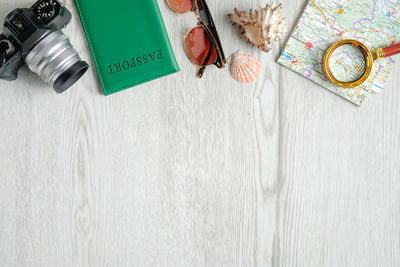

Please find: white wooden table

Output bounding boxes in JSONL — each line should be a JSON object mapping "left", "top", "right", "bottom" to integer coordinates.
{"left": 0, "top": 0, "right": 399, "bottom": 266}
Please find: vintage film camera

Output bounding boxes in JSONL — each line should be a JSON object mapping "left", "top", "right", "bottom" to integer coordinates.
{"left": 0, "top": 0, "right": 88, "bottom": 93}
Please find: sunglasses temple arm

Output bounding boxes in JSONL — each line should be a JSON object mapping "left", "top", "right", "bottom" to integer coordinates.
{"left": 197, "top": 66, "right": 206, "bottom": 78}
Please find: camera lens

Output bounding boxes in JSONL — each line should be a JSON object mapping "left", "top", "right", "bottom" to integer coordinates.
{"left": 53, "top": 61, "right": 88, "bottom": 93}
{"left": 24, "top": 30, "right": 88, "bottom": 93}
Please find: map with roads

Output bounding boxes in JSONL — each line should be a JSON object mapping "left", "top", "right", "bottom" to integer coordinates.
{"left": 278, "top": 0, "right": 400, "bottom": 105}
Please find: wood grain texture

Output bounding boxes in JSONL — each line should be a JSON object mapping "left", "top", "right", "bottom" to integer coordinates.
{"left": 0, "top": 0, "right": 399, "bottom": 266}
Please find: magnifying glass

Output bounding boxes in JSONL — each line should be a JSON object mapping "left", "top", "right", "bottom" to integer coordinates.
{"left": 323, "top": 39, "right": 400, "bottom": 88}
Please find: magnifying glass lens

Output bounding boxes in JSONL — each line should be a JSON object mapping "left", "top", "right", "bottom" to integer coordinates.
{"left": 328, "top": 44, "right": 367, "bottom": 83}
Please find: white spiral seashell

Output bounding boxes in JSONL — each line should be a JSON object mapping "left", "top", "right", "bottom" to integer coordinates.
{"left": 230, "top": 51, "right": 261, "bottom": 83}
{"left": 228, "top": 4, "right": 287, "bottom": 52}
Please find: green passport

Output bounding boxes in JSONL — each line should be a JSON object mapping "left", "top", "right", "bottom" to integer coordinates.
{"left": 74, "top": 0, "right": 180, "bottom": 95}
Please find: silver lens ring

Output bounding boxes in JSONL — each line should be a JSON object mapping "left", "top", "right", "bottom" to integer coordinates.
{"left": 25, "top": 30, "right": 88, "bottom": 93}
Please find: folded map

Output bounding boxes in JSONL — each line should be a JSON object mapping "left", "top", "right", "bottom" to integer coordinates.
{"left": 278, "top": 0, "right": 400, "bottom": 105}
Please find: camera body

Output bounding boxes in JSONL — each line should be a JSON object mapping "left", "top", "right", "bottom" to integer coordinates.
{"left": 0, "top": 0, "right": 88, "bottom": 93}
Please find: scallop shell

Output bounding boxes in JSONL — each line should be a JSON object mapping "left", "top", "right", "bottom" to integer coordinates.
{"left": 230, "top": 51, "right": 261, "bottom": 83}
{"left": 228, "top": 4, "right": 287, "bottom": 52}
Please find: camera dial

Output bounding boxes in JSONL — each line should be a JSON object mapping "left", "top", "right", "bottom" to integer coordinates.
{"left": 0, "top": 39, "right": 15, "bottom": 56}
{"left": 35, "top": 0, "right": 56, "bottom": 21}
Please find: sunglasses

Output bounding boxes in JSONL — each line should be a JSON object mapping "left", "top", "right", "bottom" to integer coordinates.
{"left": 166, "top": 0, "right": 226, "bottom": 77}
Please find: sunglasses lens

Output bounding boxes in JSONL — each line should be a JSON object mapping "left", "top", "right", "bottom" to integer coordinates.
{"left": 185, "top": 26, "right": 217, "bottom": 66}
{"left": 166, "top": 0, "right": 193, "bottom": 13}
